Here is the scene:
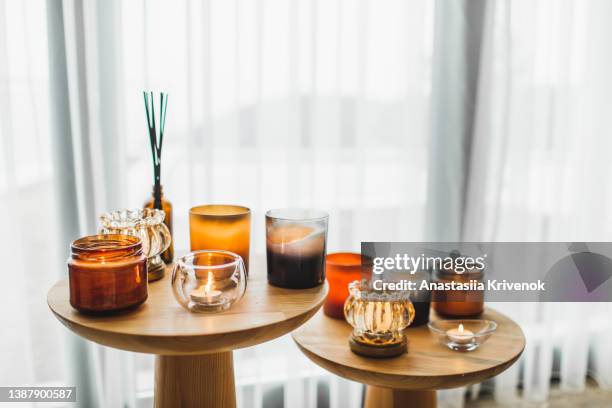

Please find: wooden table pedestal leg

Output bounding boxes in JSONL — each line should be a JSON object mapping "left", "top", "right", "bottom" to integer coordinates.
{"left": 365, "top": 385, "right": 436, "bottom": 408}
{"left": 154, "top": 352, "right": 236, "bottom": 408}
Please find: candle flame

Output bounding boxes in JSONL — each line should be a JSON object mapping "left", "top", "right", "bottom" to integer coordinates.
{"left": 204, "top": 271, "right": 214, "bottom": 294}
{"left": 458, "top": 324, "right": 464, "bottom": 333}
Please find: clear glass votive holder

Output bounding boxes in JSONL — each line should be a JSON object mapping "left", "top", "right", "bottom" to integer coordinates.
{"left": 172, "top": 250, "right": 247, "bottom": 313}
{"left": 266, "top": 209, "right": 328, "bottom": 289}
{"left": 428, "top": 319, "right": 497, "bottom": 351}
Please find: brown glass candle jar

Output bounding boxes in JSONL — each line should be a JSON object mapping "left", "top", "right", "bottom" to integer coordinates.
{"left": 68, "top": 234, "right": 148, "bottom": 314}
{"left": 431, "top": 268, "right": 484, "bottom": 317}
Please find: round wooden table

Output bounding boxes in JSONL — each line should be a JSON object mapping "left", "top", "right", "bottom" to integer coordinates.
{"left": 292, "top": 309, "right": 525, "bottom": 408}
{"left": 48, "top": 262, "right": 327, "bottom": 408}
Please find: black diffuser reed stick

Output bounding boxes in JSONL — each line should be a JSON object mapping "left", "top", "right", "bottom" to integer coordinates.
{"left": 143, "top": 91, "right": 168, "bottom": 210}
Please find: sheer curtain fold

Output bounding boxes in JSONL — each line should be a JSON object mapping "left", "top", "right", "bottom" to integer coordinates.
{"left": 464, "top": 0, "right": 612, "bottom": 403}
{"left": 427, "top": 0, "right": 486, "bottom": 244}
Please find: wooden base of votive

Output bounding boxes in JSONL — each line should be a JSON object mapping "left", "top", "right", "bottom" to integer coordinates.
{"left": 148, "top": 262, "right": 165, "bottom": 282}
{"left": 349, "top": 335, "right": 407, "bottom": 358}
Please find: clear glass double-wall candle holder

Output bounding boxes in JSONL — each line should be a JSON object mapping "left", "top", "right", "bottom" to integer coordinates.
{"left": 344, "top": 280, "right": 415, "bottom": 347}
{"left": 172, "top": 250, "right": 247, "bottom": 313}
{"left": 99, "top": 208, "right": 171, "bottom": 282}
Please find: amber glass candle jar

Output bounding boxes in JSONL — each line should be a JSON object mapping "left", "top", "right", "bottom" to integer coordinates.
{"left": 189, "top": 205, "right": 251, "bottom": 275}
{"left": 144, "top": 185, "right": 174, "bottom": 264}
{"left": 68, "top": 234, "right": 148, "bottom": 314}
{"left": 324, "top": 253, "right": 364, "bottom": 319}
{"left": 432, "top": 268, "right": 484, "bottom": 317}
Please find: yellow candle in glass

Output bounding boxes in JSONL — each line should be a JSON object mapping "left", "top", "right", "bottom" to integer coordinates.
{"left": 189, "top": 205, "right": 251, "bottom": 275}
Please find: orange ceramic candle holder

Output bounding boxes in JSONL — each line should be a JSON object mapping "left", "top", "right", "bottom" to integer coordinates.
{"left": 68, "top": 234, "right": 148, "bottom": 314}
{"left": 189, "top": 205, "right": 251, "bottom": 275}
{"left": 324, "top": 253, "right": 364, "bottom": 319}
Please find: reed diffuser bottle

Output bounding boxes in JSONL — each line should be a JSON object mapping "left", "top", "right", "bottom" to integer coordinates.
{"left": 142, "top": 91, "right": 174, "bottom": 264}
{"left": 144, "top": 185, "right": 173, "bottom": 264}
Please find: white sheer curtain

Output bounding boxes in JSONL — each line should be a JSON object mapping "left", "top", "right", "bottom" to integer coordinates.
{"left": 0, "top": 0, "right": 69, "bottom": 398}
{"left": 3, "top": 0, "right": 612, "bottom": 407}
{"left": 0, "top": 0, "right": 433, "bottom": 407}
{"left": 115, "top": 1, "right": 433, "bottom": 406}
{"left": 462, "top": 0, "right": 612, "bottom": 406}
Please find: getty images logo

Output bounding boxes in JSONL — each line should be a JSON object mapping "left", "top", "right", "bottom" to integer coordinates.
{"left": 372, "top": 250, "right": 486, "bottom": 275}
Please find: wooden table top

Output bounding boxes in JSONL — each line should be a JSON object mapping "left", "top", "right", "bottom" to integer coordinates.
{"left": 292, "top": 308, "right": 525, "bottom": 391}
{"left": 48, "top": 259, "right": 327, "bottom": 355}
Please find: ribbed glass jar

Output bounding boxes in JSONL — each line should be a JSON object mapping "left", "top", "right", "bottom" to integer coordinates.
{"left": 344, "top": 279, "right": 415, "bottom": 346}
{"left": 99, "top": 208, "right": 171, "bottom": 282}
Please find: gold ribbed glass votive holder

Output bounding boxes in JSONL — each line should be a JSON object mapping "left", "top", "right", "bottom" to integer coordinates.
{"left": 344, "top": 279, "right": 415, "bottom": 357}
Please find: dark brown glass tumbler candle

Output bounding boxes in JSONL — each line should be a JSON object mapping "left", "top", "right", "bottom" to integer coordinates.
{"left": 266, "top": 209, "right": 328, "bottom": 289}
{"left": 68, "top": 234, "right": 148, "bottom": 314}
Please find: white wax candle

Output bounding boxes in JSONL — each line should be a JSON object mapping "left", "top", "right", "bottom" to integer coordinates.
{"left": 446, "top": 324, "right": 475, "bottom": 344}
{"left": 190, "top": 288, "right": 222, "bottom": 304}
{"left": 190, "top": 271, "right": 223, "bottom": 304}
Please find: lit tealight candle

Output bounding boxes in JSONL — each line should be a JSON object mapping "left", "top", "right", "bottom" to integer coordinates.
{"left": 446, "top": 323, "right": 475, "bottom": 345}
{"left": 190, "top": 271, "right": 223, "bottom": 304}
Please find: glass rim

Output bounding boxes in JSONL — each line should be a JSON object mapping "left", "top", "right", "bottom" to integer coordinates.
{"left": 100, "top": 208, "right": 166, "bottom": 228}
{"left": 348, "top": 279, "right": 412, "bottom": 301}
{"left": 71, "top": 234, "right": 142, "bottom": 252}
{"left": 176, "top": 250, "right": 244, "bottom": 270}
{"left": 326, "top": 252, "right": 362, "bottom": 267}
{"left": 427, "top": 319, "right": 498, "bottom": 336}
{"left": 265, "top": 208, "right": 329, "bottom": 221}
{"left": 189, "top": 204, "right": 251, "bottom": 218}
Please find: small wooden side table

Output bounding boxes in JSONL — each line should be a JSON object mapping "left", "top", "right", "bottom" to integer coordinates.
{"left": 292, "top": 309, "right": 525, "bottom": 408}
{"left": 48, "top": 261, "right": 327, "bottom": 408}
